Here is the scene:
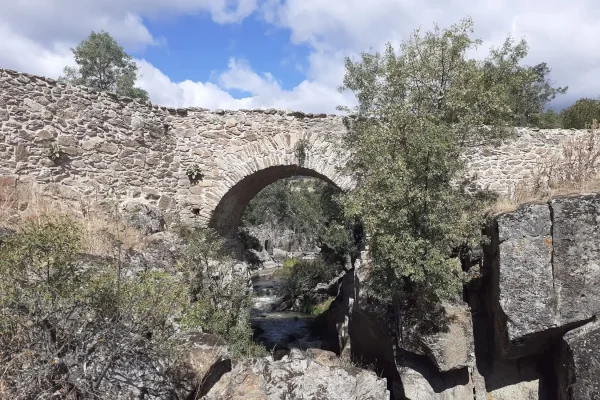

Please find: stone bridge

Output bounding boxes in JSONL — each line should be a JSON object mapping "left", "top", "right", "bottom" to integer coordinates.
{"left": 0, "top": 68, "right": 591, "bottom": 236}
{"left": 0, "top": 69, "right": 353, "bottom": 236}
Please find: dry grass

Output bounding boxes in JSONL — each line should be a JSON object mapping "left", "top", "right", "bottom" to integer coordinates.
{"left": 489, "top": 119, "right": 600, "bottom": 214}
{"left": 0, "top": 182, "right": 144, "bottom": 255}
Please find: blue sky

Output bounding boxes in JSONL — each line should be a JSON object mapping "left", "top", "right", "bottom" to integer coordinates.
{"left": 140, "top": 13, "right": 310, "bottom": 94}
{"left": 1, "top": 0, "right": 599, "bottom": 113}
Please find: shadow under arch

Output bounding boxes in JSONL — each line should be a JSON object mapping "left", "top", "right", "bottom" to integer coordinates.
{"left": 208, "top": 164, "right": 342, "bottom": 239}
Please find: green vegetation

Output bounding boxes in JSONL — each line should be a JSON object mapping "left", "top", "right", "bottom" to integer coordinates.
{"left": 336, "top": 17, "right": 566, "bottom": 336}
{"left": 242, "top": 178, "right": 354, "bottom": 311}
{"left": 0, "top": 216, "right": 263, "bottom": 397}
{"left": 311, "top": 296, "right": 336, "bottom": 316}
{"left": 538, "top": 109, "right": 563, "bottom": 128}
{"left": 560, "top": 98, "right": 600, "bottom": 129}
{"left": 282, "top": 257, "right": 298, "bottom": 276}
{"left": 47, "top": 142, "right": 65, "bottom": 163}
{"left": 279, "top": 258, "right": 342, "bottom": 313}
{"left": 185, "top": 164, "right": 204, "bottom": 182}
{"left": 59, "top": 31, "right": 149, "bottom": 101}
{"left": 175, "top": 224, "right": 265, "bottom": 358}
{"left": 242, "top": 177, "right": 353, "bottom": 262}
{"left": 480, "top": 39, "right": 567, "bottom": 127}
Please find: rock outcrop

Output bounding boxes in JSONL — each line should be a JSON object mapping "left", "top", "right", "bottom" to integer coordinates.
{"left": 122, "top": 200, "right": 166, "bottom": 235}
{"left": 487, "top": 194, "right": 600, "bottom": 359}
{"left": 418, "top": 303, "right": 475, "bottom": 373}
{"left": 558, "top": 321, "right": 600, "bottom": 399}
{"left": 169, "top": 331, "right": 232, "bottom": 399}
{"left": 313, "top": 194, "right": 600, "bottom": 399}
{"left": 203, "top": 352, "right": 390, "bottom": 400}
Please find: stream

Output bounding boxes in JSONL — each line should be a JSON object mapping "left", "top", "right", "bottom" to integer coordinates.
{"left": 249, "top": 266, "right": 322, "bottom": 351}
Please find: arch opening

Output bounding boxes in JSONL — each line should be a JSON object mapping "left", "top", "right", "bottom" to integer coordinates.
{"left": 209, "top": 165, "right": 341, "bottom": 238}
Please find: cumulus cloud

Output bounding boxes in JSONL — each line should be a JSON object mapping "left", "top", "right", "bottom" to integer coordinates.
{"left": 1, "top": 0, "right": 599, "bottom": 112}
{"left": 136, "top": 57, "right": 354, "bottom": 113}
{"left": 263, "top": 0, "right": 600, "bottom": 109}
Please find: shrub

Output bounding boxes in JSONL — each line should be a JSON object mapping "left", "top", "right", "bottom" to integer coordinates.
{"left": 0, "top": 217, "right": 191, "bottom": 397}
{"left": 47, "top": 142, "right": 65, "bottom": 163}
{"left": 560, "top": 98, "right": 600, "bottom": 129}
{"left": 0, "top": 217, "right": 265, "bottom": 397}
{"left": 282, "top": 257, "right": 298, "bottom": 275}
{"left": 185, "top": 164, "right": 204, "bottom": 183}
{"left": 175, "top": 224, "right": 266, "bottom": 358}
{"left": 279, "top": 258, "right": 341, "bottom": 302}
{"left": 311, "top": 297, "right": 335, "bottom": 316}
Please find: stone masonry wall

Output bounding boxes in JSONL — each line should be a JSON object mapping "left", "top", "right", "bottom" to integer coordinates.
{"left": 0, "top": 69, "right": 352, "bottom": 230}
{"left": 0, "top": 68, "right": 592, "bottom": 230}
{"left": 462, "top": 127, "right": 589, "bottom": 195}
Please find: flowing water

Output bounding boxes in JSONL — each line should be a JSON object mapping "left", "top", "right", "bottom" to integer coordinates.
{"left": 250, "top": 267, "right": 322, "bottom": 351}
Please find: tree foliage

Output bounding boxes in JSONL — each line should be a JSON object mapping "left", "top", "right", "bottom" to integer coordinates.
{"left": 59, "top": 31, "right": 149, "bottom": 101}
{"left": 279, "top": 257, "right": 342, "bottom": 314}
{"left": 0, "top": 217, "right": 262, "bottom": 398}
{"left": 560, "top": 98, "right": 600, "bottom": 129}
{"left": 337, "top": 17, "right": 550, "bottom": 336}
{"left": 481, "top": 37, "right": 567, "bottom": 127}
{"left": 538, "top": 108, "right": 563, "bottom": 129}
{"left": 242, "top": 178, "right": 353, "bottom": 262}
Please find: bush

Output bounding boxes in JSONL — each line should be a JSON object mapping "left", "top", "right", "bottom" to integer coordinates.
{"left": 0, "top": 217, "right": 191, "bottom": 398}
{"left": 560, "top": 98, "right": 600, "bottom": 129}
{"left": 175, "top": 224, "right": 265, "bottom": 358}
{"left": 279, "top": 258, "right": 342, "bottom": 308}
{"left": 311, "top": 297, "right": 335, "bottom": 316}
{"left": 0, "top": 218, "right": 264, "bottom": 397}
{"left": 282, "top": 257, "right": 298, "bottom": 275}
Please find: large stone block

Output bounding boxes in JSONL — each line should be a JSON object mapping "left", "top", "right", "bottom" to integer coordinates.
{"left": 490, "top": 195, "right": 600, "bottom": 358}
{"left": 398, "top": 366, "right": 474, "bottom": 400}
{"left": 419, "top": 304, "right": 475, "bottom": 372}
{"left": 204, "top": 356, "right": 389, "bottom": 400}
{"left": 551, "top": 194, "right": 600, "bottom": 326}
{"left": 491, "top": 203, "right": 556, "bottom": 358}
{"left": 558, "top": 322, "right": 600, "bottom": 400}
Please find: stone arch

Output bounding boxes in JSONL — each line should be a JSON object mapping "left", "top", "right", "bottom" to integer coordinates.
{"left": 203, "top": 131, "right": 354, "bottom": 237}
{"left": 210, "top": 166, "right": 342, "bottom": 236}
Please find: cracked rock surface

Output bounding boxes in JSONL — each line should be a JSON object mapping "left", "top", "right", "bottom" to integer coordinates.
{"left": 203, "top": 353, "right": 390, "bottom": 400}
{"left": 489, "top": 195, "right": 600, "bottom": 359}
{"left": 558, "top": 321, "right": 600, "bottom": 400}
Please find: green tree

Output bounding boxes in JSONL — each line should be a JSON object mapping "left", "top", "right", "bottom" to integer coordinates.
{"left": 560, "top": 98, "right": 600, "bottom": 129}
{"left": 481, "top": 37, "right": 567, "bottom": 127}
{"left": 59, "top": 31, "right": 149, "bottom": 101}
{"left": 538, "top": 108, "right": 563, "bottom": 128}
{"left": 337, "top": 17, "right": 537, "bottom": 339}
{"left": 242, "top": 178, "right": 351, "bottom": 259}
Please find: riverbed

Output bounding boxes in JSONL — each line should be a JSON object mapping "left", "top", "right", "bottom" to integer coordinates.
{"left": 249, "top": 267, "right": 322, "bottom": 351}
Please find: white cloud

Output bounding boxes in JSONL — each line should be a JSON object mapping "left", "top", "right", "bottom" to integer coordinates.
{"left": 0, "top": 23, "right": 75, "bottom": 78}
{"left": 136, "top": 58, "right": 354, "bottom": 113}
{"left": 1, "top": 0, "right": 600, "bottom": 112}
{"left": 262, "top": 0, "right": 600, "bottom": 109}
